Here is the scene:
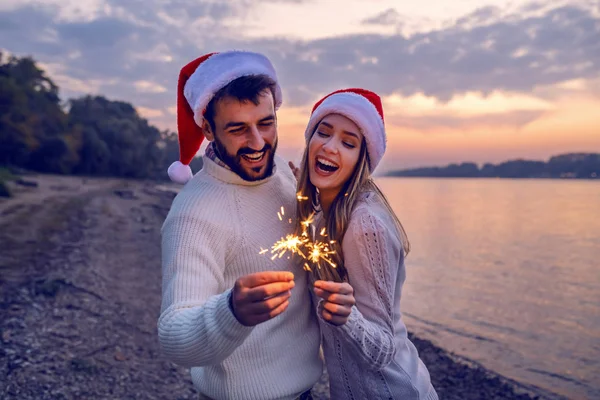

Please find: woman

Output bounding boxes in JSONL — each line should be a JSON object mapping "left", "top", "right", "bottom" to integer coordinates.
{"left": 293, "top": 88, "right": 438, "bottom": 399}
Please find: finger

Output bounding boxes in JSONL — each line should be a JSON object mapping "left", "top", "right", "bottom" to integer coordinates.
{"left": 313, "top": 287, "right": 334, "bottom": 301}
{"left": 255, "top": 299, "right": 290, "bottom": 323}
{"left": 314, "top": 280, "right": 353, "bottom": 295}
{"left": 244, "top": 281, "right": 295, "bottom": 302}
{"left": 313, "top": 288, "right": 355, "bottom": 306}
{"left": 288, "top": 161, "right": 296, "bottom": 170}
{"left": 312, "top": 287, "right": 326, "bottom": 299}
{"left": 321, "top": 309, "right": 348, "bottom": 326}
{"left": 245, "top": 291, "right": 291, "bottom": 314}
{"left": 322, "top": 301, "right": 352, "bottom": 317}
{"left": 243, "top": 271, "right": 294, "bottom": 288}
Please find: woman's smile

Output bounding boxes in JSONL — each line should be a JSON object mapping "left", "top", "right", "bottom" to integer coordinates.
{"left": 314, "top": 155, "right": 340, "bottom": 176}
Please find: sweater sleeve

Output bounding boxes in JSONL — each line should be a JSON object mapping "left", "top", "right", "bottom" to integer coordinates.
{"left": 324, "top": 208, "right": 402, "bottom": 371}
{"left": 157, "top": 211, "right": 254, "bottom": 368}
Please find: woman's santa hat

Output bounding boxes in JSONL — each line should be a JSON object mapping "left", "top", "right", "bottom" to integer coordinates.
{"left": 304, "top": 88, "right": 386, "bottom": 172}
{"left": 168, "top": 51, "right": 283, "bottom": 184}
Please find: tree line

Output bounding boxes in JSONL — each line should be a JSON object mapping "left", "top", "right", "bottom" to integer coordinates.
{"left": 0, "top": 53, "right": 201, "bottom": 180}
{"left": 386, "top": 153, "right": 600, "bottom": 179}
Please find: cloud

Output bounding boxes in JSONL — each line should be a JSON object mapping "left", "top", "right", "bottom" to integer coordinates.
{"left": 1, "top": 0, "right": 598, "bottom": 120}
{"left": 271, "top": 3, "right": 600, "bottom": 105}
{"left": 256, "top": 0, "right": 312, "bottom": 3}
{"left": 382, "top": 90, "right": 553, "bottom": 131}
{"left": 137, "top": 106, "right": 165, "bottom": 119}
{"left": 454, "top": 6, "right": 503, "bottom": 29}
{"left": 134, "top": 80, "right": 168, "bottom": 93}
{"left": 56, "top": 18, "right": 141, "bottom": 48}
{"left": 361, "top": 8, "right": 403, "bottom": 26}
{"left": 384, "top": 90, "right": 553, "bottom": 116}
{"left": 387, "top": 109, "right": 546, "bottom": 131}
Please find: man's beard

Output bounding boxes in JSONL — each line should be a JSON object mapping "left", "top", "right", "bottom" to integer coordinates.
{"left": 212, "top": 136, "right": 278, "bottom": 181}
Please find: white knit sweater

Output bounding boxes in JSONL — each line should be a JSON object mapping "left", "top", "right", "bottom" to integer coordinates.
{"left": 317, "top": 192, "right": 438, "bottom": 400}
{"left": 158, "top": 155, "right": 322, "bottom": 400}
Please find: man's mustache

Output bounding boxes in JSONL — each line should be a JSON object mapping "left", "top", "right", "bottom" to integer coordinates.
{"left": 237, "top": 143, "right": 271, "bottom": 156}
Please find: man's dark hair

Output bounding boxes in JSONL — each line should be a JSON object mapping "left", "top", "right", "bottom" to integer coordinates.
{"left": 204, "top": 74, "right": 277, "bottom": 133}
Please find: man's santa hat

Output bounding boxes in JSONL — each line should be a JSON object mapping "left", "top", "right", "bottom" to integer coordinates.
{"left": 304, "top": 88, "right": 386, "bottom": 172}
{"left": 168, "top": 51, "right": 283, "bottom": 184}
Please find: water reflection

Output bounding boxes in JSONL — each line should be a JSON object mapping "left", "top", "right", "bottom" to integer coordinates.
{"left": 376, "top": 177, "right": 600, "bottom": 399}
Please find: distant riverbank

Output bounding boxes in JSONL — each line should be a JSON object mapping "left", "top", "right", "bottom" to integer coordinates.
{"left": 385, "top": 152, "right": 599, "bottom": 179}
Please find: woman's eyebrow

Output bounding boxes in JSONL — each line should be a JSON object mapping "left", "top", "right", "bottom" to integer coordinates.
{"left": 342, "top": 130, "right": 360, "bottom": 139}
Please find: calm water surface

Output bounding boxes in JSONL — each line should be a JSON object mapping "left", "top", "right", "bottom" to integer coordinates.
{"left": 376, "top": 178, "right": 600, "bottom": 400}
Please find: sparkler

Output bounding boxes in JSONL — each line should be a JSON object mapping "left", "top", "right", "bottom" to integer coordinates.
{"left": 260, "top": 204, "right": 343, "bottom": 282}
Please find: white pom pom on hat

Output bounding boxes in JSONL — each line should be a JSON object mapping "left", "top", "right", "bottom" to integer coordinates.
{"left": 167, "top": 161, "right": 193, "bottom": 185}
{"left": 168, "top": 51, "right": 283, "bottom": 184}
{"left": 304, "top": 88, "right": 386, "bottom": 172}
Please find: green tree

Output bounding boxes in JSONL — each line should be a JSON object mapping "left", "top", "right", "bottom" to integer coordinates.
{"left": 68, "top": 96, "right": 166, "bottom": 178}
{"left": 1, "top": 53, "right": 201, "bottom": 179}
{"left": 0, "top": 52, "right": 79, "bottom": 171}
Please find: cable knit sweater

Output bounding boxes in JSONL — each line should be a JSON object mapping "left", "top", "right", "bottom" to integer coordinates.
{"left": 317, "top": 192, "right": 438, "bottom": 400}
{"left": 158, "top": 155, "right": 322, "bottom": 400}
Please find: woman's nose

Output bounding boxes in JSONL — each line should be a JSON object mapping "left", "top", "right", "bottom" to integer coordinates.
{"left": 322, "top": 138, "right": 338, "bottom": 154}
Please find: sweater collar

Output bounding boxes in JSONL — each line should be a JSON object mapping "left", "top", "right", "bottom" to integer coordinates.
{"left": 201, "top": 154, "right": 280, "bottom": 186}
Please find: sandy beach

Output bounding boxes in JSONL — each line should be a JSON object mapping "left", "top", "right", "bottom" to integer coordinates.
{"left": 0, "top": 173, "right": 550, "bottom": 399}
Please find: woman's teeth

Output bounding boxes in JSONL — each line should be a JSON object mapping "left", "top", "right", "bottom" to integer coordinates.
{"left": 316, "top": 157, "right": 339, "bottom": 172}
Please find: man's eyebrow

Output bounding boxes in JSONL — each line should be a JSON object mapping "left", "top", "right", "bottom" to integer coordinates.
{"left": 223, "top": 121, "right": 246, "bottom": 130}
{"left": 224, "top": 115, "right": 275, "bottom": 130}
{"left": 259, "top": 115, "right": 275, "bottom": 123}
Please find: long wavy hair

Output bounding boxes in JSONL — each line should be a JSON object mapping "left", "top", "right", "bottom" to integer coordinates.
{"left": 295, "top": 120, "right": 410, "bottom": 283}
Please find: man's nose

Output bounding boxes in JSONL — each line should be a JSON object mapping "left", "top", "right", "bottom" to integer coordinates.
{"left": 247, "top": 125, "right": 265, "bottom": 150}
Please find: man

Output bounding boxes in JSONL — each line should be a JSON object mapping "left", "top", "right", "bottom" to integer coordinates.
{"left": 158, "top": 51, "right": 322, "bottom": 400}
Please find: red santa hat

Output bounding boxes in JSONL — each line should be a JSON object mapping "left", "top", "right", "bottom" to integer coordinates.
{"left": 168, "top": 51, "right": 283, "bottom": 184}
{"left": 304, "top": 88, "right": 386, "bottom": 172}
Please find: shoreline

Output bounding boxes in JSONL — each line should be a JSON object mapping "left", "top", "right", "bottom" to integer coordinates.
{"left": 0, "top": 174, "right": 557, "bottom": 399}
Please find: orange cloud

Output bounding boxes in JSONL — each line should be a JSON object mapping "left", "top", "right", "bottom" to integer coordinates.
{"left": 277, "top": 81, "right": 600, "bottom": 170}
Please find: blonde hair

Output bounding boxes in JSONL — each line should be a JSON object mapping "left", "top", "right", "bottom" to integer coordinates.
{"left": 295, "top": 124, "right": 410, "bottom": 283}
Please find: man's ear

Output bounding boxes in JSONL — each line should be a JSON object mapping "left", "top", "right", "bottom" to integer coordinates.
{"left": 202, "top": 119, "right": 215, "bottom": 142}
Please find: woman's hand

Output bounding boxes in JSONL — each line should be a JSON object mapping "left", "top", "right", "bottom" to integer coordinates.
{"left": 313, "top": 280, "right": 355, "bottom": 326}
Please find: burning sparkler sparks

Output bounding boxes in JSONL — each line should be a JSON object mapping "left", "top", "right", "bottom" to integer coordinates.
{"left": 307, "top": 241, "right": 336, "bottom": 268}
{"left": 297, "top": 192, "right": 309, "bottom": 201}
{"left": 301, "top": 212, "right": 315, "bottom": 229}
{"left": 259, "top": 206, "right": 342, "bottom": 281}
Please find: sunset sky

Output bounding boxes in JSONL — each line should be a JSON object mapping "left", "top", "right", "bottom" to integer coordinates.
{"left": 1, "top": 0, "right": 599, "bottom": 172}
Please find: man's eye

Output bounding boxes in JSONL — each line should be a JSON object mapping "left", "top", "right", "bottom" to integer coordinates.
{"left": 260, "top": 121, "right": 274, "bottom": 127}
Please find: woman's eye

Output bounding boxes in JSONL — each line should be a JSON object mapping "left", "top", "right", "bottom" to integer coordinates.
{"left": 317, "top": 131, "right": 330, "bottom": 138}
{"left": 343, "top": 142, "right": 356, "bottom": 149}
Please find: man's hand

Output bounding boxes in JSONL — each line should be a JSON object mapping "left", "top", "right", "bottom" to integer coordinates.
{"left": 313, "top": 280, "right": 355, "bottom": 326}
{"left": 288, "top": 161, "right": 301, "bottom": 181}
{"left": 231, "top": 271, "right": 295, "bottom": 326}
